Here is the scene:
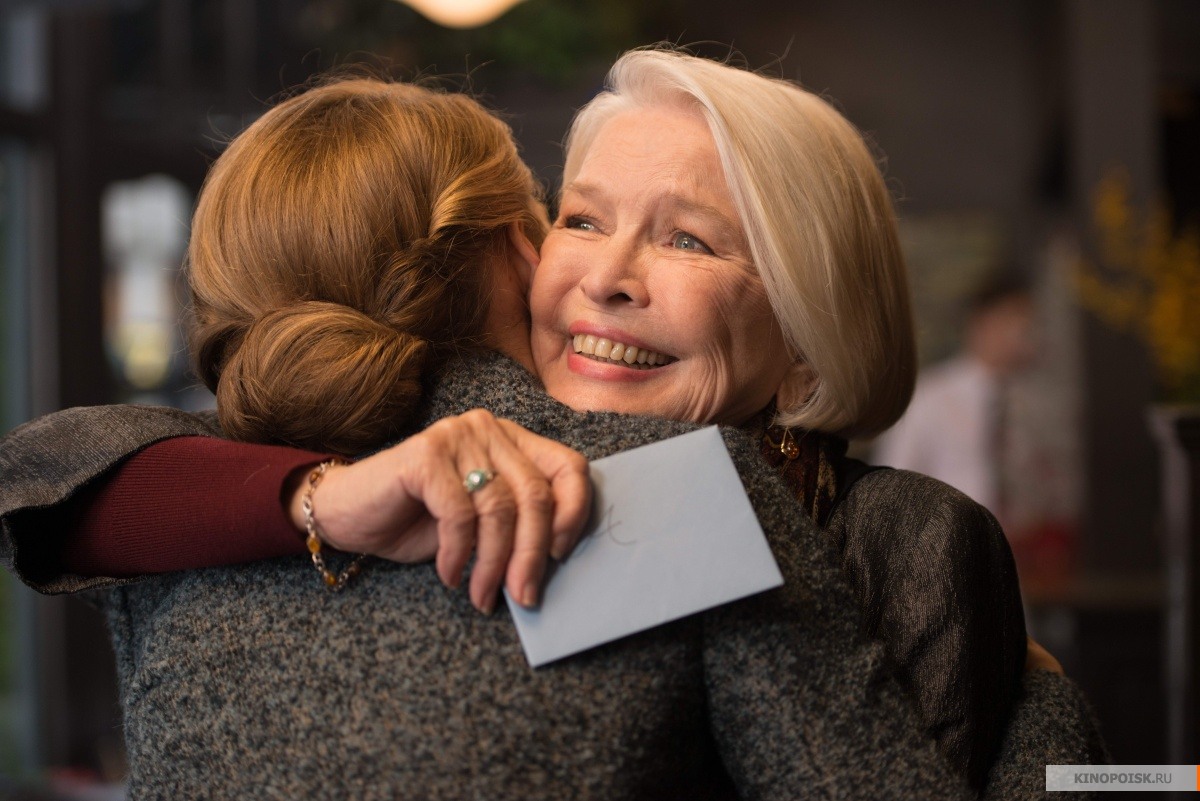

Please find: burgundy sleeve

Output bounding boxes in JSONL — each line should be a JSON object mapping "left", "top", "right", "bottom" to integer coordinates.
{"left": 61, "top": 436, "right": 336, "bottom": 576}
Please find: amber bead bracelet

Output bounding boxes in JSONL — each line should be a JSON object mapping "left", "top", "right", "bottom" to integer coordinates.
{"left": 302, "top": 459, "right": 368, "bottom": 590}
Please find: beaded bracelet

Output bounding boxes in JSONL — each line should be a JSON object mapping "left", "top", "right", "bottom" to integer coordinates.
{"left": 301, "top": 459, "right": 368, "bottom": 591}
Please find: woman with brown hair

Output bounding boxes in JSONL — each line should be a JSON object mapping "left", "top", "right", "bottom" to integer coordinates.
{"left": 160, "top": 75, "right": 593, "bottom": 610}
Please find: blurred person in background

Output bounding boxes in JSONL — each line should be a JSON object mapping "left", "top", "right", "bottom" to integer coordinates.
{"left": 874, "top": 274, "right": 1037, "bottom": 531}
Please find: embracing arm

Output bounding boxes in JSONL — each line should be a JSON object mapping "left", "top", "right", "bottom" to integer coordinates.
{"left": 0, "top": 405, "right": 227, "bottom": 592}
{"left": 1, "top": 400, "right": 591, "bottom": 609}
{"left": 60, "top": 436, "right": 325, "bottom": 577}
{"left": 825, "top": 469, "right": 1027, "bottom": 789}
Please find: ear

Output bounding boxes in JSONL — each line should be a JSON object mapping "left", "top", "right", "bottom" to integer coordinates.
{"left": 774, "top": 360, "right": 817, "bottom": 418}
{"left": 507, "top": 222, "right": 540, "bottom": 278}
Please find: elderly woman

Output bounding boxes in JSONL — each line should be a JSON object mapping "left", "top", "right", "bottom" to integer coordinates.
{"left": 1, "top": 52, "right": 1103, "bottom": 796}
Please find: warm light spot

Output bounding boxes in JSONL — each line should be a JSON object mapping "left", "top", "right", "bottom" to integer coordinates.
{"left": 392, "top": 0, "right": 526, "bottom": 28}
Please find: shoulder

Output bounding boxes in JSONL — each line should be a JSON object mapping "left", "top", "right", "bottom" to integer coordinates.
{"left": 421, "top": 352, "right": 546, "bottom": 422}
{"left": 829, "top": 466, "right": 1024, "bottom": 647}
{"left": 423, "top": 352, "right": 708, "bottom": 462}
{"left": 826, "top": 467, "right": 1017, "bottom": 636}
{"left": 832, "top": 468, "right": 1010, "bottom": 573}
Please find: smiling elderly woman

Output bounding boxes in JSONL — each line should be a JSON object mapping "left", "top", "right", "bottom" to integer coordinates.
{"left": 534, "top": 56, "right": 911, "bottom": 435}
{"left": 0, "top": 52, "right": 1089, "bottom": 797}
{"left": 538, "top": 55, "right": 1022, "bottom": 785}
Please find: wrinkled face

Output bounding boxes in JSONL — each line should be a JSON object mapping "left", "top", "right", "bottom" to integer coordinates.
{"left": 530, "top": 105, "right": 792, "bottom": 425}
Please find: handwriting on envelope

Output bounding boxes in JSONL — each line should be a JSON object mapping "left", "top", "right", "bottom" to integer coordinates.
{"left": 505, "top": 426, "right": 784, "bottom": 668}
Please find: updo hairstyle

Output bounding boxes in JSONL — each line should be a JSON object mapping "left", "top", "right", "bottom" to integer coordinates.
{"left": 565, "top": 50, "right": 916, "bottom": 437}
{"left": 187, "top": 78, "right": 546, "bottom": 454}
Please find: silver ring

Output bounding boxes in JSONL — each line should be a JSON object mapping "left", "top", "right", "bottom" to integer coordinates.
{"left": 463, "top": 468, "right": 497, "bottom": 494}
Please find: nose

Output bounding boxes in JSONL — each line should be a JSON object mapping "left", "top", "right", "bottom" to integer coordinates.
{"left": 578, "top": 237, "right": 649, "bottom": 307}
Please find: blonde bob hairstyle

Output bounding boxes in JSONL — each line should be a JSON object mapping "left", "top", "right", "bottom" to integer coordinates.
{"left": 188, "top": 77, "right": 546, "bottom": 454}
{"left": 563, "top": 50, "right": 915, "bottom": 437}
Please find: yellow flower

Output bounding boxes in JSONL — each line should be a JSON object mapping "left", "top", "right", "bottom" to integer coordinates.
{"left": 1074, "top": 169, "right": 1200, "bottom": 401}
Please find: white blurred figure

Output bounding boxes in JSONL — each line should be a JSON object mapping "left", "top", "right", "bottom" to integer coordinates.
{"left": 874, "top": 276, "right": 1037, "bottom": 526}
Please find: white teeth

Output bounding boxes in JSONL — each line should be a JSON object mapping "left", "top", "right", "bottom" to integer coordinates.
{"left": 572, "top": 335, "right": 672, "bottom": 368}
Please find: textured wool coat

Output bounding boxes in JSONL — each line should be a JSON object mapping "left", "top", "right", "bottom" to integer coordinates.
{"left": 1, "top": 353, "right": 1107, "bottom": 799}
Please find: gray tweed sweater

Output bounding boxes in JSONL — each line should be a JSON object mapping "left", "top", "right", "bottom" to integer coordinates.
{"left": 1, "top": 353, "right": 1107, "bottom": 799}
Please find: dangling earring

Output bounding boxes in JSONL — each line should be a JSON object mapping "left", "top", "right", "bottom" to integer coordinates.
{"left": 764, "top": 426, "right": 801, "bottom": 461}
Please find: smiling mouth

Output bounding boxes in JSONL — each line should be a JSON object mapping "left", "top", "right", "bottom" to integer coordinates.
{"left": 572, "top": 334, "right": 676, "bottom": 370}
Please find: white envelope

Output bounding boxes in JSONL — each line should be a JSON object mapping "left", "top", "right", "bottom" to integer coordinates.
{"left": 505, "top": 426, "right": 784, "bottom": 667}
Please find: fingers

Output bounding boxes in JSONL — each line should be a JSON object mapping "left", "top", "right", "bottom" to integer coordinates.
{"left": 431, "top": 410, "right": 592, "bottom": 614}
{"left": 463, "top": 474, "right": 517, "bottom": 613}
{"left": 499, "top": 419, "right": 592, "bottom": 560}
{"left": 418, "top": 411, "right": 521, "bottom": 613}
{"left": 480, "top": 455, "right": 555, "bottom": 611}
{"left": 426, "top": 460, "right": 483, "bottom": 595}
{"left": 477, "top": 416, "right": 592, "bottom": 611}
{"left": 361, "top": 410, "right": 591, "bottom": 616}
{"left": 375, "top": 430, "right": 480, "bottom": 590}
{"left": 460, "top": 416, "right": 555, "bottom": 613}
{"left": 1024, "top": 636, "right": 1064, "bottom": 675}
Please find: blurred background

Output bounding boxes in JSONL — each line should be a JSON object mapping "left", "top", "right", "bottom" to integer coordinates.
{"left": 0, "top": 0, "right": 1197, "bottom": 796}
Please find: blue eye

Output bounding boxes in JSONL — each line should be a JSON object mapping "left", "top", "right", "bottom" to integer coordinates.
{"left": 671, "top": 232, "right": 712, "bottom": 253}
{"left": 564, "top": 216, "right": 597, "bottom": 232}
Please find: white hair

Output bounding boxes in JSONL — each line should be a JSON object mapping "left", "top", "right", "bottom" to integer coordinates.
{"left": 563, "top": 48, "right": 915, "bottom": 436}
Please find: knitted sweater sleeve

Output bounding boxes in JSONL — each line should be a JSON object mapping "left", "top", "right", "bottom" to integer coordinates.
{"left": 60, "top": 436, "right": 329, "bottom": 577}
{"left": 0, "top": 405, "right": 327, "bottom": 593}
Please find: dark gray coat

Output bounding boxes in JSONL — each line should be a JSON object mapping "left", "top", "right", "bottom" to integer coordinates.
{"left": 1, "top": 353, "right": 1106, "bottom": 799}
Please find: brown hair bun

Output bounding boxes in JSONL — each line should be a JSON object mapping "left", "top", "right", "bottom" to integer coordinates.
{"left": 216, "top": 302, "right": 428, "bottom": 454}
{"left": 185, "top": 77, "right": 547, "bottom": 453}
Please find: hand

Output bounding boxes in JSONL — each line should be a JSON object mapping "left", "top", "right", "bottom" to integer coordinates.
{"left": 287, "top": 410, "right": 592, "bottom": 613}
{"left": 1024, "top": 636, "right": 1064, "bottom": 674}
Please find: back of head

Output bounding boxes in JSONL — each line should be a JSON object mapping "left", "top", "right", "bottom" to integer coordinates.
{"left": 565, "top": 48, "right": 915, "bottom": 437}
{"left": 188, "top": 77, "right": 545, "bottom": 453}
